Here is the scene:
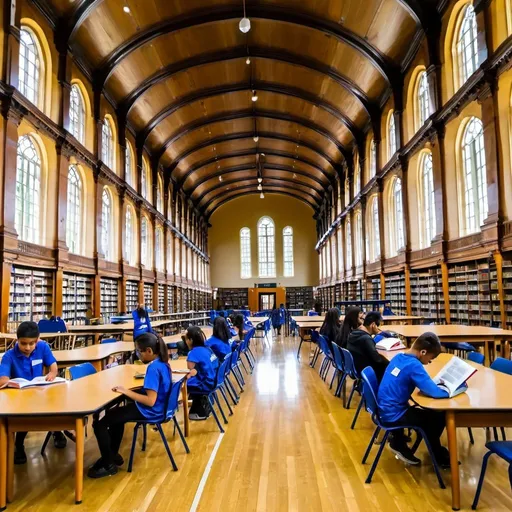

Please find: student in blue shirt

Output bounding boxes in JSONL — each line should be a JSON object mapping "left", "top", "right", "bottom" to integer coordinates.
{"left": 232, "top": 314, "right": 245, "bottom": 342}
{"left": 271, "top": 304, "right": 286, "bottom": 335}
{"left": 88, "top": 332, "right": 171, "bottom": 478}
{"left": 0, "top": 321, "right": 67, "bottom": 464}
{"left": 206, "top": 317, "right": 233, "bottom": 360}
{"left": 132, "top": 304, "right": 153, "bottom": 339}
{"left": 185, "top": 326, "right": 219, "bottom": 421}
{"left": 378, "top": 332, "right": 450, "bottom": 467}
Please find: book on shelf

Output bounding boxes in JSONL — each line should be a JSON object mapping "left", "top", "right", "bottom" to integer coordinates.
{"left": 0, "top": 376, "right": 66, "bottom": 389}
{"left": 432, "top": 356, "right": 477, "bottom": 398}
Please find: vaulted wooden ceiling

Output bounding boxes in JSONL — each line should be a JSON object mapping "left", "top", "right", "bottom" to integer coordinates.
{"left": 42, "top": 0, "right": 437, "bottom": 217}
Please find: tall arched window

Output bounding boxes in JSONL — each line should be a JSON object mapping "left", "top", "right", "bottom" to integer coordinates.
{"left": 125, "top": 141, "right": 134, "bottom": 188}
{"left": 167, "top": 235, "right": 172, "bottom": 274}
{"left": 157, "top": 175, "right": 164, "bottom": 213}
{"left": 345, "top": 221, "right": 352, "bottom": 270}
{"left": 417, "top": 72, "right": 431, "bottom": 128}
{"left": 240, "top": 227, "right": 251, "bottom": 279}
{"left": 141, "top": 160, "right": 149, "bottom": 200}
{"left": 370, "top": 140, "right": 377, "bottom": 179}
{"left": 331, "top": 234, "right": 337, "bottom": 278}
{"left": 174, "top": 238, "right": 180, "bottom": 276}
{"left": 337, "top": 225, "right": 343, "bottom": 274}
{"left": 344, "top": 177, "right": 350, "bottom": 206}
{"left": 392, "top": 178, "right": 404, "bottom": 254}
{"left": 141, "top": 216, "right": 149, "bottom": 267}
{"left": 69, "top": 84, "right": 85, "bottom": 144}
{"left": 325, "top": 239, "right": 331, "bottom": 278}
{"left": 155, "top": 228, "right": 163, "bottom": 271}
{"left": 458, "top": 4, "right": 479, "bottom": 87}
{"left": 367, "top": 196, "right": 380, "bottom": 263}
{"left": 354, "top": 213, "right": 363, "bottom": 267}
{"left": 354, "top": 167, "right": 361, "bottom": 196}
{"left": 125, "top": 205, "right": 135, "bottom": 265}
{"left": 66, "top": 165, "right": 82, "bottom": 254}
{"left": 283, "top": 226, "right": 294, "bottom": 277}
{"left": 337, "top": 178, "right": 342, "bottom": 214}
{"left": 257, "top": 216, "right": 276, "bottom": 278}
{"left": 19, "top": 28, "right": 41, "bottom": 107}
{"left": 461, "top": 117, "right": 488, "bottom": 235}
{"left": 420, "top": 152, "right": 436, "bottom": 247}
{"left": 101, "top": 117, "right": 113, "bottom": 169}
{"left": 388, "top": 111, "right": 397, "bottom": 160}
{"left": 101, "top": 188, "right": 112, "bottom": 260}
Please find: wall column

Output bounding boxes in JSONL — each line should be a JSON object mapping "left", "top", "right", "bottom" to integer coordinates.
{"left": 3, "top": 0, "right": 21, "bottom": 86}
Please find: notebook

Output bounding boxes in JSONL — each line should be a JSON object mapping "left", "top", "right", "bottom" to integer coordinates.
{"left": 432, "top": 356, "right": 477, "bottom": 397}
{"left": 375, "top": 337, "right": 405, "bottom": 351}
{"left": 0, "top": 376, "right": 66, "bottom": 389}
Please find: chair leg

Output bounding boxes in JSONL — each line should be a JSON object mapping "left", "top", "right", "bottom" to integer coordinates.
{"left": 350, "top": 397, "right": 364, "bottom": 430}
{"left": 142, "top": 424, "right": 147, "bottom": 452}
{"left": 362, "top": 426, "right": 381, "bottom": 464}
{"left": 500, "top": 427, "right": 507, "bottom": 440}
{"left": 40, "top": 432, "right": 52, "bottom": 455}
{"left": 335, "top": 372, "right": 347, "bottom": 398}
{"left": 219, "top": 386, "right": 233, "bottom": 416}
{"left": 236, "top": 362, "right": 247, "bottom": 384}
{"left": 310, "top": 346, "right": 320, "bottom": 368}
{"left": 365, "top": 431, "right": 390, "bottom": 483}
{"left": 418, "top": 428, "right": 446, "bottom": 489}
{"left": 296, "top": 338, "right": 304, "bottom": 359}
{"left": 127, "top": 424, "right": 141, "bottom": 473}
{"left": 156, "top": 424, "right": 178, "bottom": 471}
{"left": 468, "top": 427, "right": 475, "bottom": 445}
{"left": 207, "top": 395, "right": 225, "bottom": 434}
{"left": 225, "top": 375, "right": 239, "bottom": 404}
{"left": 172, "top": 416, "right": 190, "bottom": 454}
{"left": 472, "top": 451, "right": 492, "bottom": 510}
{"left": 346, "top": 380, "right": 359, "bottom": 409}
{"left": 213, "top": 391, "right": 228, "bottom": 424}
{"left": 330, "top": 369, "right": 338, "bottom": 390}
{"left": 239, "top": 357, "right": 249, "bottom": 375}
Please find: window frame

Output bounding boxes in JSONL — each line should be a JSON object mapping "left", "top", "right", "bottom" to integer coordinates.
{"left": 283, "top": 226, "right": 294, "bottom": 277}
{"left": 125, "top": 205, "right": 135, "bottom": 266}
{"left": 101, "top": 187, "right": 113, "bottom": 261}
{"left": 101, "top": 117, "right": 114, "bottom": 170}
{"left": 417, "top": 71, "right": 431, "bottom": 129}
{"left": 240, "top": 227, "right": 251, "bottom": 279}
{"left": 420, "top": 152, "right": 436, "bottom": 248}
{"left": 18, "top": 27, "right": 42, "bottom": 109}
{"left": 369, "top": 140, "right": 377, "bottom": 179}
{"left": 66, "top": 165, "right": 83, "bottom": 255}
{"left": 457, "top": 4, "right": 479, "bottom": 88}
{"left": 345, "top": 221, "right": 352, "bottom": 270}
{"left": 388, "top": 111, "right": 397, "bottom": 161}
{"left": 69, "top": 84, "right": 86, "bottom": 144}
{"left": 257, "top": 216, "right": 276, "bottom": 278}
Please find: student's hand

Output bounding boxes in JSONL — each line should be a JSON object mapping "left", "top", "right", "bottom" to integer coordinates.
{"left": 45, "top": 371, "right": 57, "bottom": 382}
{"left": 112, "top": 385, "right": 128, "bottom": 394}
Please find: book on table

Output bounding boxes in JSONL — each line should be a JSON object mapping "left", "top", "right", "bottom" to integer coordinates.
{"left": 0, "top": 376, "right": 66, "bottom": 389}
{"left": 375, "top": 337, "right": 405, "bottom": 351}
{"left": 432, "top": 356, "right": 477, "bottom": 397}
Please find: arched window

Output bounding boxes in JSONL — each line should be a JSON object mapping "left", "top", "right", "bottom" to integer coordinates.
{"left": 345, "top": 221, "right": 352, "bottom": 269}
{"left": 15, "top": 135, "right": 41, "bottom": 243}
{"left": 457, "top": 4, "right": 479, "bottom": 87}
{"left": 388, "top": 111, "right": 397, "bottom": 160}
{"left": 125, "top": 141, "right": 134, "bottom": 188}
{"left": 420, "top": 152, "right": 436, "bottom": 248}
{"left": 101, "top": 117, "right": 113, "bottom": 169}
{"left": 167, "top": 235, "right": 172, "bottom": 274}
{"left": 366, "top": 196, "right": 380, "bottom": 263}
{"left": 337, "top": 178, "right": 342, "bottom": 214}
{"left": 141, "top": 216, "right": 148, "bottom": 267}
{"left": 101, "top": 188, "right": 112, "bottom": 260}
{"left": 257, "top": 216, "right": 276, "bottom": 278}
{"left": 283, "top": 226, "right": 294, "bottom": 277}
{"left": 66, "top": 165, "right": 82, "bottom": 254}
{"left": 141, "top": 160, "right": 149, "bottom": 200}
{"left": 354, "top": 166, "right": 361, "bottom": 196}
{"left": 354, "top": 213, "right": 363, "bottom": 267}
{"left": 417, "top": 72, "right": 431, "bottom": 128}
{"left": 370, "top": 140, "right": 377, "bottom": 179}
{"left": 69, "top": 84, "right": 85, "bottom": 144}
{"left": 344, "top": 177, "right": 350, "bottom": 206}
{"left": 157, "top": 175, "right": 163, "bottom": 213}
{"left": 174, "top": 238, "right": 180, "bottom": 276}
{"left": 125, "top": 205, "right": 135, "bottom": 265}
{"left": 391, "top": 178, "right": 404, "bottom": 254}
{"left": 331, "top": 234, "right": 337, "bottom": 278}
{"left": 325, "top": 239, "right": 331, "bottom": 278}
{"left": 461, "top": 117, "right": 488, "bottom": 235}
{"left": 240, "top": 227, "right": 251, "bottom": 279}
{"left": 155, "top": 228, "right": 163, "bottom": 271}
{"left": 18, "top": 28, "right": 41, "bottom": 107}
{"left": 337, "top": 225, "right": 343, "bottom": 274}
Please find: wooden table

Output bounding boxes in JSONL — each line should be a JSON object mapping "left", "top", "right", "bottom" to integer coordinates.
{"left": 162, "top": 327, "right": 213, "bottom": 344}
{"left": 248, "top": 317, "right": 270, "bottom": 325}
{"left": 0, "top": 360, "right": 189, "bottom": 509}
{"left": 52, "top": 342, "right": 135, "bottom": 371}
{"left": 291, "top": 315, "right": 424, "bottom": 324}
{"left": 384, "top": 324, "right": 512, "bottom": 365}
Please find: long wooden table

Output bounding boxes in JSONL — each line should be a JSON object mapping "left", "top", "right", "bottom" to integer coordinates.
{"left": 0, "top": 360, "right": 189, "bottom": 509}
{"left": 292, "top": 315, "right": 424, "bottom": 324}
{"left": 52, "top": 342, "right": 135, "bottom": 371}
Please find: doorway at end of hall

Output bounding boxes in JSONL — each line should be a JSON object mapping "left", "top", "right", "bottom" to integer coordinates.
{"left": 259, "top": 292, "right": 276, "bottom": 311}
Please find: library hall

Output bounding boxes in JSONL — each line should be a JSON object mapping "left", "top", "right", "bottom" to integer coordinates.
{"left": 1, "top": 0, "right": 512, "bottom": 511}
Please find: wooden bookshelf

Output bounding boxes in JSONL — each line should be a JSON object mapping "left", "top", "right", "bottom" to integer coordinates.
{"left": 125, "top": 281, "right": 138, "bottom": 313}
{"left": 410, "top": 267, "right": 445, "bottom": 323}
{"left": 167, "top": 285, "right": 175, "bottom": 313}
{"left": 158, "top": 284, "right": 165, "bottom": 312}
{"left": 502, "top": 257, "right": 512, "bottom": 329}
{"left": 384, "top": 273, "right": 407, "bottom": 315}
{"left": 365, "top": 276, "right": 381, "bottom": 301}
{"left": 217, "top": 288, "right": 249, "bottom": 309}
{"left": 62, "top": 273, "right": 93, "bottom": 324}
{"left": 100, "top": 277, "right": 119, "bottom": 322}
{"left": 8, "top": 266, "right": 54, "bottom": 332}
{"left": 285, "top": 286, "right": 314, "bottom": 310}
{"left": 143, "top": 283, "right": 154, "bottom": 309}
{"left": 176, "top": 287, "right": 182, "bottom": 312}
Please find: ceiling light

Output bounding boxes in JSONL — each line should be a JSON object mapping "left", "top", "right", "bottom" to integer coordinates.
{"left": 123, "top": 5, "right": 130, "bottom": 13}
{"left": 246, "top": 57, "right": 251, "bottom": 65}
{"left": 251, "top": 90, "right": 258, "bottom": 102}
{"left": 218, "top": 176, "right": 223, "bottom": 182}
{"left": 257, "top": 184, "right": 262, "bottom": 191}
{"left": 239, "top": 17, "right": 251, "bottom": 33}
{"left": 293, "top": 173, "right": 297, "bottom": 179}
{"left": 253, "top": 135, "right": 259, "bottom": 142}
{"left": 257, "top": 177, "right": 262, "bottom": 183}
{"left": 260, "top": 192, "right": 264, "bottom": 199}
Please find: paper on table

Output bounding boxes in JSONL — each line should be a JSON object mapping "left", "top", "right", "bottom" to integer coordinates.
{"left": 0, "top": 376, "right": 66, "bottom": 389}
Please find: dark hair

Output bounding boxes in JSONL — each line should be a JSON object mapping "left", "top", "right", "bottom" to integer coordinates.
{"left": 135, "top": 332, "right": 169, "bottom": 363}
{"left": 137, "top": 305, "right": 148, "bottom": 320}
{"left": 412, "top": 332, "right": 442, "bottom": 355}
{"left": 213, "top": 317, "right": 231, "bottom": 343}
{"left": 232, "top": 314, "right": 244, "bottom": 329}
{"left": 186, "top": 326, "right": 206, "bottom": 347}
{"left": 17, "top": 321, "right": 40, "bottom": 339}
{"left": 320, "top": 308, "right": 340, "bottom": 338}
{"left": 339, "top": 307, "right": 361, "bottom": 348}
{"left": 364, "top": 311, "right": 382, "bottom": 327}
{"left": 314, "top": 301, "right": 322, "bottom": 314}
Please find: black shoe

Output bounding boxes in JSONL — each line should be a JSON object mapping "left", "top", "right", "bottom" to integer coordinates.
{"left": 14, "top": 447, "right": 27, "bottom": 465}
{"left": 91, "top": 454, "right": 124, "bottom": 470}
{"left": 87, "top": 463, "right": 118, "bottom": 479}
{"left": 53, "top": 431, "right": 67, "bottom": 449}
{"left": 389, "top": 443, "right": 421, "bottom": 465}
{"left": 436, "top": 449, "right": 461, "bottom": 469}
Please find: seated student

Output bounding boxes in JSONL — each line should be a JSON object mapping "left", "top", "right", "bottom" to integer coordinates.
{"left": 347, "top": 311, "right": 389, "bottom": 381}
{"left": 185, "top": 326, "right": 219, "bottom": 421}
{"left": 339, "top": 306, "right": 364, "bottom": 348}
{"left": 132, "top": 304, "right": 153, "bottom": 339}
{"left": 378, "top": 332, "right": 450, "bottom": 467}
{"left": 0, "top": 321, "right": 67, "bottom": 464}
{"left": 88, "top": 333, "right": 171, "bottom": 478}
{"left": 232, "top": 314, "right": 245, "bottom": 342}
{"left": 319, "top": 308, "right": 341, "bottom": 353}
{"left": 206, "top": 317, "right": 233, "bottom": 360}
{"left": 226, "top": 316, "right": 238, "bottom": 338}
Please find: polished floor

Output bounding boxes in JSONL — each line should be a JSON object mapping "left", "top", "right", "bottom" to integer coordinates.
{"left": 8, "top": 335, "right": 512, "bottom": 511}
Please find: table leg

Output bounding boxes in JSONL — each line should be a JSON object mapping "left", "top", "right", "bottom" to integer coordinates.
{"left": 6, "top": 432, "right": 13, "bottom": 503}
{"left": 484, "top": 341, "right": 490, "bottom": 367}
{"left": 75, "top": 418, "right": 84, "bottom": 505}
{"left": 92, "top": 360, "right": 102, "bottom": 372}
{"left": 446, "top": 411, "right": 460, "bottom": 511}
{"left": 502, "top": 339, "right": 510, "bottom": 360}
{"left": 0, "top": 419, "right": 6, "bottom": 511}
{"left": 182, "top": 384, "right": 189, "bottom": 437}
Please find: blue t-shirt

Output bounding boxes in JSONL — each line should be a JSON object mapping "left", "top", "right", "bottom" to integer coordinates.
{"left": 136, "top": 358, "right": 172, "bottom": 421}
{"left": 132, "top": 309, "right": 153, "bottom": 339}
{"left": 378, "top": 353, "right": 449, "bottom": 423}
{"left": 187, "top": 346, "right": 219, "bottom": 391}
{"left": 205, "top": 336, "right": 232, "bottom": 361}
{"left": 0, "top": 341, "right": 56, "bottom": 380}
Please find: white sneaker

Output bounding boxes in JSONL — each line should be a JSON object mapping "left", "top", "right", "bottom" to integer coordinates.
{"left": 189, "top": 413, "right": 207, "bottom": 421}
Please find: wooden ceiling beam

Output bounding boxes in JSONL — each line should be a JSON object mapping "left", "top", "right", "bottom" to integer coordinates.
{"left": 137, "top": 81, "right": 361, "bottom": 149}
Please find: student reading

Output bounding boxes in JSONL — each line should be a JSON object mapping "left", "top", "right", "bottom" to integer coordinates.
{"left": 88, "top": 332, "right": 171, "bottom": 478}
{"left": 377, "top": 332, "right": 451, "bottom": 467}
{"left": 0, "top": 321, "right": 67, "bottom": 464}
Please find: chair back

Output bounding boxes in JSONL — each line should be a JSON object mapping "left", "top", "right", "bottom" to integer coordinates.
{"left": 340, "top": 347, "right": 359, "bottom": 378}
{"left": 307, "top": 311, "right": 319, "bottom": 317}
{"left": 223, "top": 352, "right": 233, "bottom": 376}
{"left": 331, "top": 342, "right": 345, "bottom": 372}
{"left": 318, "top": 334, "right": 333, "bottom": 360}
{"left": 165, "top": 379, "right": 185, "bottom": 420}
{"left": 244, "top": 328, "right": 255, "bottom": 344}
{"left": 38, "top": 317, "right": 67, "bottom": 333}
{"left": 230, "top": 344, "right": 241, "bottom": 370}
{"left": 468, "top": 351, "right": 485, "bottom": 365}
{"left": 490, "top": 357, "right": 512, "bottom": 375}
{"left": 216, "top": 357, "right": 231, "bottom": 387}
{"left": 310, "top": 329, "right": 320, "bottom": 344}
{"left": 100, "top": 337, "right": 118, "bottom": 344}
{"left": 69, "top": 362, "right": 97, "bottom": 380}
{"left": 361, "top": 366, "right": 380, "bottom": 420}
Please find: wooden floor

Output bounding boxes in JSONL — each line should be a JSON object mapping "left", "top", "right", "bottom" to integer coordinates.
{"left": 8, "top": 335, "right": 512, "bottom": 511}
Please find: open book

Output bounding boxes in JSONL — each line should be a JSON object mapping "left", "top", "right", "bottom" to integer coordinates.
{"left": 0, "top": 376, "right": 66, "bottom": 389}
{"left": 375, "top": 337, "right": 405, "bottom": 351}
{"left": 432, "top": 356, "right": 477, "bottom": 397}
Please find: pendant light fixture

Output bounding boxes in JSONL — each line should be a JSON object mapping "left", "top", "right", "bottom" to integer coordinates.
{"left": 239, "top": 0, "right": 251, "bottom": 33}
{"left": 257, "top": 184, "right": 262, "bottom": 191}
{"left": 251, "top": 90, "right": 258, "bottom": 102}
{"left": 260, "top": 192, "right": 265, "bottom": 199}
{"left": 246, "top": 57, "right": 251, "bottom": 65}
{"left": 257, "top": 177, "right": 262, "bottom": 184}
